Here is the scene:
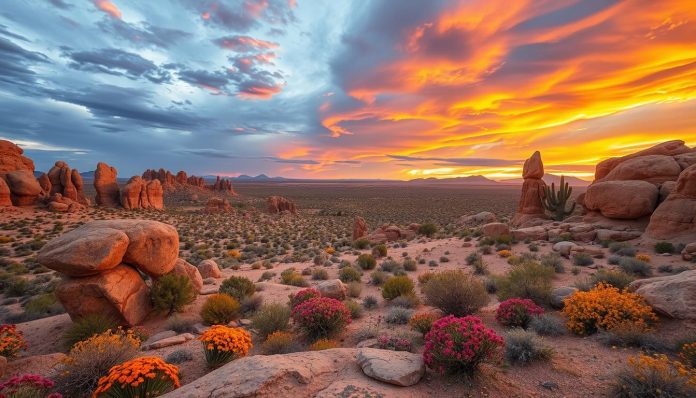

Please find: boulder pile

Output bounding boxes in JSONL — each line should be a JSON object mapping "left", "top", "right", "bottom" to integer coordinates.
{"left": 365, "top": 223, "right": 417, "bottom": 244}
{"left": 0, "top": 140, "right": 42, "bottom": 206}
{"left": 41, "top": 161, "right": 89, "bottom": 212}
{"left": 267, "top": 195, "right": 296, "bottom": 214}
{"left": 37, "top": 220, "right": 199, "bottom": 326}
{"left": 121, "top": 176, "right": 164, "bottom": 210}
{"left": 142, "top": 168, "right": 235, "bottom": 194}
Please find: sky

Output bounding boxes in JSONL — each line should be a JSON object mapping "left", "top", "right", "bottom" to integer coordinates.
{"left": 1, "top": 0, "right": 696, "bottom": 181}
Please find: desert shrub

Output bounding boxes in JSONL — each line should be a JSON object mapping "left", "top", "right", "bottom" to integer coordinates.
{"left": 344, "top": 300, "right": 363, "bottom": 319}
{"left": 504, "top": 329, "right": 553, "bottom": 365}
{"left": 311, "top": 268, "right": 329, "bottom": 280}
{"left": 260, "top": 331, "right": 296, "bottom": 355}
{"left": 612, "top": 354, "right": 695, "bottom": 397}
{"left": 541, "top": 252, "right": 565, "bottom": 273}
{"left": 0, "top": 374, "right": 57, "bottom": 398}
{"left": 347, "top": 281, "right": 362, "bottom": 298}
{"left": 528, "top": 314, "right": 565, "bottom": 336}
{"left": 379, "top": 259, "right": 399, "bottom": 272}
{"left": 371, "top": 244, "right": 387, "bottom": 258}
{"left": 403, "top": 258, "right": 417, "bottom": 271}
{"left": 166, "top": 315, "right": 195, "bottom": 334}
{"left": 151, "top": 273, "right": 196, "bottom": 315}
{"left": 54, "top": 329, "right": 141, "bottom": 397}
{"left": 0, "top": 324, "right": 27, "bottom": 359}
{"left": 417, "top": 271, "right": 435, "bottom": 286}
{"left": 165, "top": 350, "right": 193, "bottom": 364}
{"left": 385, "top": 307, "right": 413, "bottom": 324}
{"left": 423, "top": 270, "right": 489, "bottom": 316}
{"left": 590, "top": 269, "right": 635, "bottom": 290}
{"left": 22, "top": 293, "right": 63, "bottom": 320}
{"left": 291, "top": 297, "right": 351, "bottom": 339}
{"left": 353, "top": 239, "right": 370, "bottom": 249}
{"left": 309, "top": 338, "right": 339, "bottom": 351}
{"left": 377, "top": 335, "right": 412, "bottom": 352}
{"left": 619, "top": 257, "right": 652, "bottom": 277}
{"left": 654, "top": 241, "right": 675, "bottom": 254}
{"left": 62, "top": 314, "right": 118, "bottom": 349}
{"left": 93, "top": 356, "right": 179, "bottom": 397}
{"left": 370, "top": 270, "right": 388, "bottom": 285}
{"left": 362, "top": 295, "right": 378, "bottom": 309}
{"left": 439, "top": 256, "right": 450, "bottom": 263}
{"left": 572, "top": 253, "right": 594, "bottom": 266}
{"left": 497, "top": 249, "right": 512, "bottom": 258}
{"left": 610, "top": 242, "right": 637, "bottom": 257}
{"left": 391, "top": 294, "right": 420, "bottom": 308}
{"left": 338, "top": 266, "right": 362, "bottom": 283}
{"left": 608, "top": 255, "right": 621, "bottom": 265}
{"left": 258, "top": 271, "right": 275, "bottom": 282}
{"left": 356, "top": 254, "right": 376, "bottom": 270}
{"left": 251, "top": 303, "right": 291, "bottom": 339}
{"left": 495, "top": 298, "right": 544, "bottom": 328}
{"left": 635, "top": 253, "right": 651, "bottom": 263}
{"left": 418, "top": 223, "right": 438, "bottom": 237}
{"left": 409, "top": 312, "right": 440, "bottom": 335}
{"left": 424, "top": 315, "right": 504, "bottom": 375}
{"left": 381, "top": 276, "right": 415, "bottom": 300}
{"left": 679, "top": 342, "right": 696, "bottom": 368}
{"left": 240, "top": 294, "right": 263, "bottom": 315}
{"left": 479, "top": 244, "right": 493, "bottom": 255}
{"left": 496, "top": 261, "right": 553, "bottom": 305}
{"left": 561, "top": 283, "right": 658, "bottom": 335}
{"left": 288, "top": 288, "right": 321, "bottom": 308}
{"left": 199, "top": 325, "right": 252, "bottom": 367}
{"left": 528, "top": 243, "right": 539, "bottom": 252}
{"left": 219, "top": 276, "right": 256, "bottom": 301}
{"left": 466, "top": 252, "right": 481, "bottom": 265}
{"left": 596, "top": 325, "right": 667, "bottom": 352}
{"left": 484, "top": 277, "right": 497, "bottom": 293}
{"left": 200, "top": 294, "right": 240, "bottom": 325}
{"left": 280, "top": 268, "right": 308, "bottom": 287}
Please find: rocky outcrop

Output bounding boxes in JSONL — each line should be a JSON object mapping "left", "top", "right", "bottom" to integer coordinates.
{"left": 143, "top": 168, "right": 235, "bottom": 194}
{"left": 601, "top": 155, "right": 681, "bottom": 184}
{"left": 0, "top": 178, "right": 11, "bottom": 207}
{"left": 94, "top": 162, "right": 120, "bottom": 207}
{"left": 511, "top": 151, "right": 548, "bottom": 226}
{"left": 0, "top": 140, "right": 34, "bottom": 175}
{"left": 205, "top": 197, "right": 232, "bottom": 212}
{"left": 5, "top": 170, "right": 42, "bottom": 206}
{"left": 594, "top": 140, "right": 691, "bottom": 180}
{"left": 584, "top": 180, "right": 658, "bottom": 219}
{"left": 353, "top": 216, "right": 368, "bottom": 241}
{"left": 630, "top": 270, "right": 696, "bottom": 320}
{"left": 366, "top": 224, "right": 416, "bottom": 244}
{"left": 458, "top": 211, "right": 497, "bottom": 227}
{"left": 481, "top": 222, "right": 510, "bottom": 239}
{"left": 120, "top": 176, "right": 164, "bottom": 210}
{"left": 267, "top": 196, "right": 296, "bottom": 214}
{"left": 645, "top": 164, "right": 696, "bottom": 239}
{"left": 44, "top": 161, "right": 89, "bottom": 209}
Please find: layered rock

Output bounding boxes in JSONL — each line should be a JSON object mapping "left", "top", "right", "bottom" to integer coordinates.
{"left": 366, "top": 224, "right": 416, "bottom": 244}
{"left": 594, "top": 140, "right": 690, "bottom": 180}
{"left": 142, "top": 168, "right": 235, "bottom": 194}
{"left": 94, "top": 162, "right": 120, "bottom": 207}
{"left": 267, "top": 195, "right": 296, "bottom": 214}
{"left": 353, "top": 216, "right": 368, "bottom": 241}
{"left": 511, "top": 151, "right": 548, "bottom": 226}
{"left": 645, "top": 163, "right": 696, "bottom": 239}
{"left": 584, "top": 180, "right": 658, "bottom": 219}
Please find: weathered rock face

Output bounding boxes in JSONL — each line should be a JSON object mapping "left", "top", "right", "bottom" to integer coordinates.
{"left": 146, "top": 179, "right": 164, "bottom": 210}
{"left": 584, "top": 180, "right": 657, "bottom": 219}
{"left": 56, "top": 264, "right": 152, "bottom": 326}
{"left": 0, "top": 140, "right": 34, "bottom": 175}
{"left": 600, "top": 155, "right": 682, "bottom": 184}
{"left": 0, "top": 178, "right": 11, "bottom": 207}
{"left": 267, "top": 195, "right": 296, "bottom": 214}
{"left": 645, "top": 164, "right": 696, "bottom": 239}
{"left": 94, "top": 162, "right": 120, "bottom": 207}
{"left": 481, "top": 222, "right": 510, "bottom": 239}
{"left": 353, "top": 216, "right": 368, "bottom": 241}
{"left": 630, "top": 270, "right": 696, "bottom": 320}
{"left": 357, "top": 348, "right": 424, "bottom": 387}
{"left": 459, "top": 211, "right": 497, "bottom": 227}
{"left": 198, "top": 259, "right": 222, "bottom": 279}
{"left": 512, "top": 152, "right": 548, "bottom": 226}
{"left": 5, "top": 170, "right": 42, "bottom": 206}
{"left": 45, "top": 161, "right": 88, "bottom": 208}
{"left": 366, "top": 224, "right": 416, "bottom": 244}
{"left": 317, "top": 279, "right": 347, "bottom": 300}
{"left": 205, "top": 197, "right": 232, "bottom": 212}
{"left": 170, "top": 258, "right": 203, "bottom": 293}
{"left": 143, "top": 168, "right": 236, "bottom": 195}
{"left": 522, "top": 151, "right": 544, "bottom": 179}
{"left": 594, "top": 140, "right": 691, "bottom": 180}
{"left": 120, "top": 176, "right": 164, "bottom": 210}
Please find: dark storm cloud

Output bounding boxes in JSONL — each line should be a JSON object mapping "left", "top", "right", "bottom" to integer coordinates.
{"left": 0, "top": 24, "right": 29, "bottom": 41}
{"left": 0, "top": 35, "right": 49, "bottom": 91}
{"left": 387, "top": 155, "right": 521, "bottom": 167}
{"left": 63, "top": 48, "right": 172, "bottom": 83}
{"left": 177, "top": 68, "right": 231, "bottom": 91}
{"left": 98, "top": 18, "right": 192, "bottom": 49}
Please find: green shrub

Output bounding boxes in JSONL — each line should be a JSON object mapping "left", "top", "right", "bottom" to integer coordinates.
{"left": 219, "top": 276, "right": 256, "bottom": 301}
{"left": 165, "top": 350, "right": 193, "bottom": 364}
{"left": 311, "top": 268, "right": 329, "bottom": 280}
{"left": 528, "top": 314, "right": 565, "bottom": 337}
{"left": 151, "top": 273, "right": 196, "bottom": 315}
{"left": 402, "top": 258, "right": 417, "bottom": 271}
{"left": 418, "top": 223, "right": 438, "bottom": 237}
{"left": 370, "top": 270, "right": 389, "bottom": 285}
{"left": 261, "top": 331, "right": 297, "bottom": 355}
{"left": 504, "top": 329, "right": 553, "bottom": 365}
{"left": 251, "top": 303, "right": 291, "bottom": 339}
{"left": 619, "top": 257, "right": 652, "bottom": 277}
{"left": 385, "top": 307, "right": 413, "bottom": 324}
{"left": 590, "top": 269, "right": 635, "bottom": 289}
{"left": 541, "top": 252, "right": 565, "bottom": 273}
{"left": 201, "top": 294, "right": 240, "bottom": 325}
{"left": 23, "top": 292, "right": 63, "bottom": 320}
{"left": 609, "top": 242, "right": 636, "bottom": 257}
{"left": 339, "top": 266, "right": 362, "bottom": 283}
{"left": 391, "top": 294, "right": 420, "bottom": 308}
{"left": 344, "top": 300, "right": 363, "bottom": 319}
{"left": 466, "top": 252, "right": 481, "bottom": 265}
{"left": 371, "top": 244, "right": 387, "bottom": 258}
{"left": 423, "top": 270, "right": 489, "bottom": 316}
{"left": 362, "top": 295, "right": 378, "bottom": 309}
{"left": 496, "top": 261, "right": 553, "bottom": 305}
{"left": 62, "top": 313, "right": 118, "bottom": 349}
{"left": 356, "top": 254, "right": 376, "bottom": 270}
{"left": 382, "top": 276, "right": 415, "bottom": 300}
{"left": 280, "top": 268, "right": 309, "bottom": 287}
{"left": 572, "top": 253, "right": 594, "bottom": 266}
{"left": 654, "top": 241, "right": 675, "bottom": 254}
{"left": 347, "top": 281, "right": 362, "bottom": 298}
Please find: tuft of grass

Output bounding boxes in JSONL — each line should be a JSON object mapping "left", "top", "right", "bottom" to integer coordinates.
{"left": 62, "top": 314, "right": 118, "bottom": 349}
{"left": 504, "top": 329, "right": 553, "bottom": 365}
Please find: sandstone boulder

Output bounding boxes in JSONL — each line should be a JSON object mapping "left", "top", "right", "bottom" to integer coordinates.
{"left": 601, "top": 155, "right": 681, "bottom": 184}
{"left": 353, "top": 216, "right": 368, "bottom": 241}
{"left": 56, "top": 264, "right": 152, "bottom": 326}
{"left": 481, "top": 222, "right": 510, "bottom": 239}
{"left": 317, "top": 279, "right": 347, "bottom": 300}
{"left": 205, "top": 197, "right": 232, "bottom": 212}
{"left": 146, "top": 179, "right": 164, "bottom": 210}
{"left": 170, "top": 258, "right": 203, "bottom": 293}
{"left": 0, "top": 178, "right": 11, "bottom": 207}
{"left": 674, "top": 152, "right": 696, "bottom": 170}
{"left": 659, "top": 181, "right": 676, "bottom": 203}
{"left": 681, "top": 242, "right": 696, "bottom": 261}
{"left": 594, "top": 140, "right": 691, "bottom": 180}
{"left": 629, "top": 270, "right": 696, "bottom": 320}
{"left": 5, "top": 170, "right": 42, "bottom": 206}
{"left": 94, "top": 162, "right": 120, "bottom": 207}
{"left": 0, "top": 140, "right": 34, "bottom": 175}
{"left": 459, "top": 211, "right": 497, "bottom": 227}
{"left": 595, "top": 229, "right": 642, "bottom": 242}
{"left": 522, "top": 151, "right": 544, "bottom": 179}
{"left": 584, "top": 180, "right": 657, "bottom": 219}
{"left": 198, "top": 259, "right": 222, "bottom": 279}
{"left": 646, "top": 164, "right": 696, "bottom": 239}
{"left": 551, "top": 286, "right": 578, "bottom": 309}
{"left": 357, "top": 348, "right": 424, "bottom": 387}
{"left": 511, "top": 226, "right": 548, "bottom": 241}
{"left": 38, "top": 173, "right": 51, "bottom": 195}
{"left": 121, "top": 176, "right": 145, "bottom": 209}
{"left": 267, "top": 195, "right": 296, "bottom": 214}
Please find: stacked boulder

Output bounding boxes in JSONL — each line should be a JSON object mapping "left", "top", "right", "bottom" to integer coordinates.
{"left": 37, "top": 220, "right": 199, "bottom": 326}
{"left": 267, "top": 195, "right": 296, "bottom": 214}
{"left": 645, "top": 163, "right": 696, "bottom": 240}
{"left": 94, "top": 162, "right": 121, "bottom": 207}
{"left": 0, "top": 140, "right": 42, "bottom": 206}
{"left": 511, "top": 151, "right": 548, "bottom": 226}
{"left": 43, "top": 161, "right": 89, "bottom": 212}
{"left": 121, "top": 176, "right": 164, "bottom": 210}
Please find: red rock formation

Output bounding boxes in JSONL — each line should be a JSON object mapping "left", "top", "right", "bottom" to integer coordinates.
{"left": 267, "top": 195, "right": 296, "bottom": 214}
{"left": 595, "top": 140, "right": 691, "bottom": 180}
{"left": 206, "top": 197, "right": 232, "bottom": 212}
{"left": 0, "top": 178, "right": 11, "bottom": 207}
{"left": 175, "top": 171, "right": 187, "bottom": 184}
{"left": 146, "top": 179, "right": 164, "bottom": 210}
{"left": 94, "top": 162, "right": 120, "bottom": 207}
{"left": 38, "top": 173, "right": 51, "bottom": 195}
{"left": 645, "top": 164, "right": 696, "bottom": 239}
{"left": 353, "top": 216, "right": 368, "bottom": 241}
{"left": 5, "top": 170, "right": 42, "bottom": 206}
{"left": 0, "top": 140, "right": 34, "bottom": 175}
{"left": 511, "top": 151, "right": 548, "bottom": 226}
{"left": 121, "top": 176, "right": 145, "bottom": 210}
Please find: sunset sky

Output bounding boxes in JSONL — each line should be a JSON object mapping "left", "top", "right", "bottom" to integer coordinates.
{"left": 1, "top": 0, "right": 696, "bottom": 180}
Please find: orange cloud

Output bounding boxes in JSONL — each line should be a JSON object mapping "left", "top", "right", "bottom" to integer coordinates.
{"left": 93, "top": 0, "right": 121, "bottom": 19}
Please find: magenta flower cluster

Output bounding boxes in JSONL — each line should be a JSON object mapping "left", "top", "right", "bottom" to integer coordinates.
{"left": 495, "top": 298, "right": 544, "bottom": 328}
{"left": 291, "top": 297, "right": 351, "bottom": 339}
{"left": 0, "top": 374, "right": 62, "bottom": 398}
{"left": 289, "top": 288, "right": 321, "bottom": 308}
{"left": 377, "top": 335, "right": 412, "bottom": 352}
{"left": 423, "top": 315, "right": 504, "bottom": 375}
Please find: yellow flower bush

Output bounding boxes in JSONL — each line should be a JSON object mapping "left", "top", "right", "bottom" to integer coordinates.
{"left": 93, "top": 356, "right": 180, "bottom": 398}
{"left": 635, "top": 253, "right": 651, "bottom": 263}
{"left": 497, "top": 249, "right": 512, "bottom": 258}
{"left": 681, "top": 342, "right": 696, "bottom": 368}
{"left": 227, "top": 249, "right": 241, "bottom": 259}
{"left": 0, "top": 324, "right": 28, "bottom": 359}
{"left": 309, "top": 338, "right": 338, "bottom": 351}
{"left": 65, "top": 328, "right": 141, "bottom": 366}
{"left": 199, "top": 325, "right": 252, "bottom": 367}
{"left": 325, "top": 247, "right": 335, "bottom": 255}
{"left": 614, "top": 353, "right": 696, "bottom": 396}
{"left": 561, "top": 283, "right": 657, "bottom": 335}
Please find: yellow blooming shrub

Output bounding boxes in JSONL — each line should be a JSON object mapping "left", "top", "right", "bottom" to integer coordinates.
{"left": 93, "top": 356, "right": 180, "bottom": 398}
{"left": 681, "top": 341, "right": 696, "bottom": 368}
{"left": 614, "top": 354, "right": 696, "bottom": 396}
{"left": 325, "top": 247, "right": 335, "bottom": 255}
{"left": 561, "top": 283, "right": 657, "bottom": 335}
{"left": 199, "top": 325, "right": 252, "bottom": 367}
{"left": 635, "top": 253, "right": 651, "bottom": 263}
{"left": 227, "top": 249, "right": 241, "bottom": 259}
{"left": 497, "top": 249, "right": 512, "bottom": 258}
{"left": 309, "top": 338, "right": 338, "bottom": 351}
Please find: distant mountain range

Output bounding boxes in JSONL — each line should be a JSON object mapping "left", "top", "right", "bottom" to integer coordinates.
{"left": 407, "top": 175, "right": 499, "bottom": 185}
{"left": 500, "top": 173, "right": 591, "bottom": 186}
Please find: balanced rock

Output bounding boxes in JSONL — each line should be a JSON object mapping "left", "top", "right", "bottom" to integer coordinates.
{"left": 584, "top": 180, "right": 657, "bottom": 219}
{"left": 522, "top": 151, "right": 544, "bottom": 179}
{"left": 646, "top": 163, "right": 696, "bottom": 239}
{"left": 5, "top": 170, "right": 42, "bottom": 206}
{"left": 267, "top": 195, "right": 296, "bottom": 214}
{"left": 56, "top": 264, "right": 152, "bottom": 326}
{"left": 630, "top": 270, "right": 696, "bottom": 320}
{"left": 94, "top": 162, "right": 120, "bottom": 207}
{"left": 511, "top": 151, "right": 548, "bottom": 226}
{"left": 353, "top": 216, "right": 368, "bottom": 241}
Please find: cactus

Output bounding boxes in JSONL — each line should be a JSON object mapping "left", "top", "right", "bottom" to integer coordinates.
{"left": 542, "top": 175, "right": 576, "bottom": 221}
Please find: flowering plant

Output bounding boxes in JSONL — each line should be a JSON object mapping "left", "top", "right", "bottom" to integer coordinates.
{"left": 377, "top": 335, "right": 412, "bottom": 352}
{"left": 325, "top": 247, "right": 335, "bottom": 255}
{"left": 0, "top": 324, "right": 27, "bottom": 359}
{"left": 561, "top": 283, "right": 657, "bottom": 335}
{"left": 288, "top": 288, "right": 321, "bottom": 308}
{"left": 497, "top": 249, "right": 512, "bottom": 258}
{"left": 495, "top": 298, "right": 544, "bottom": 328}
{"left": 408, "top": 313, "right": 440, "bottom": 335}
{"left": 423, "top": 315, "right": 504, "bottom": 375}
{"left": 308, "top": 339, "right": 338, "bottom": 351}
{"left": 617, "top": 354, "right": 696, "bottom": 392}
{"left": 635, "top": 253, "right": 651, "bottom": 263}
{"left": 291, "top": 297, "right": 351, "bottom": 339}
{"left": 93, "top": 356, "right": 179, "bottom": 398}
{"left": 227, "top": 249, "right": 241, "bottom": 259}
{"left": 680, "top": 342, "right": 696, "bottom": 368}
{"left": 199, "top": 325, "right": 252, "bottom": 367}
{"left": 0, "top": 374, "right": 61, "bottom": 398}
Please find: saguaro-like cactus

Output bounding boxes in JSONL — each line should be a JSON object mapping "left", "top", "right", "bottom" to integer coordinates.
{"left": 542, "top": 175, "right": 576, "bottom": 221}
